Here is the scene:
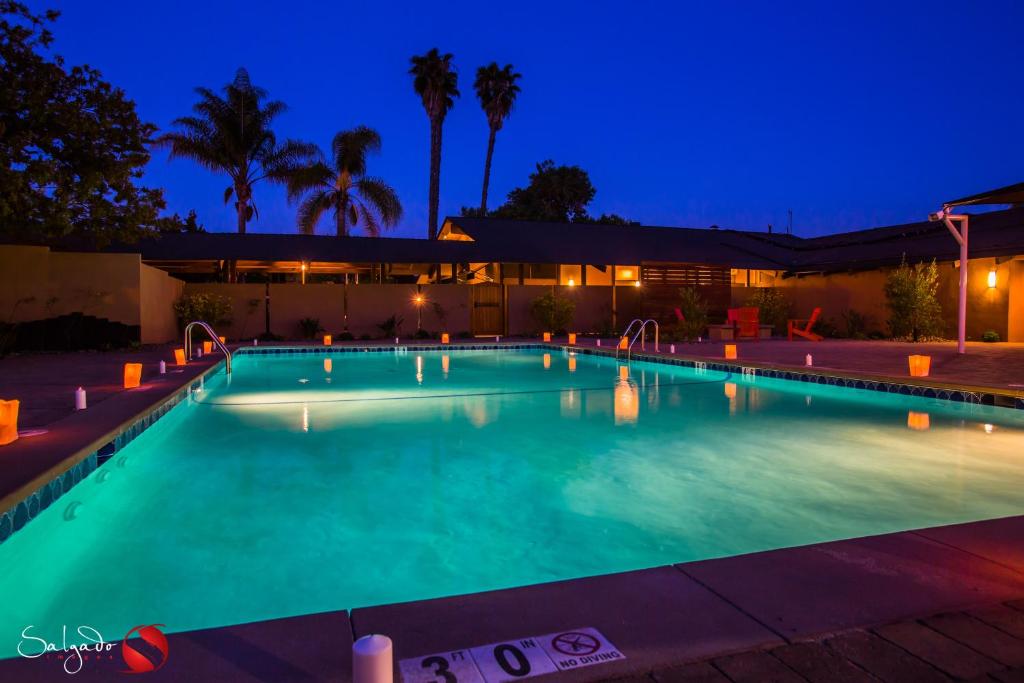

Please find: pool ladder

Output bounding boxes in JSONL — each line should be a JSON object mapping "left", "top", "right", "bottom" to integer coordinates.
{"left": 184, "top": 321, "right": 232, "bottom": 374}
{"left": 616, "top": 318, "right": 659, "bottom": 362}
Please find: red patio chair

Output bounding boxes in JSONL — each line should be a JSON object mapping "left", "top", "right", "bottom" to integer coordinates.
{"left": 727, "top": 307, "right": 760, "bottom": 341}
{"left": 788, "top": 307, "right": 823, "bottom": 341}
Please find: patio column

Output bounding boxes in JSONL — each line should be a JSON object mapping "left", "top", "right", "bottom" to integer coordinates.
{"left": 942, "top": 212, "right": 969, "bottom": 354}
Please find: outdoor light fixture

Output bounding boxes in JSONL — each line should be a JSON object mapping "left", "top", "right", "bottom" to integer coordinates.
{"left": 724, "top": 344, "right": 737, "bottom": 360}
{"left": 908, "top": 354, "right": 931, "bottom": 377}
{"left": 543, "top": 332, "right": 552, "bottom": 342}
{"left": 568, "top": 278, "right": 576, "bottom": 286}
{"left": 323, "top": 334, "right": 332, "bottom": 346}
{"left": 203, "top": 341, "right": 213, "bottom": 354}
{"left": 0, "top": 399, "right": 19, "bottom": 446}
{"left": 633, "top": 280, "right": 641, "bottom": 288}
{"left": 988, "top": 268, "right": 997, "bottom": 288}
{"left": 621, "top": 269, "right": 633, "bottom": 279}
{"left": 441, "top": 333, "right": 450, "bottom": 344}
{"left": 568, "top": 333, "right": 577, "bottom": 345}
{"left": 301, "top": 262, "right": 308, "bottom": 285}
{"left": 174, "top": 348, "right": 186, "bottom": 366}
{"left": 414, "top": 294, "right": 424, "bottom": 304}
{"left": 123, "top": 363, "right": 142, "bottom": 389}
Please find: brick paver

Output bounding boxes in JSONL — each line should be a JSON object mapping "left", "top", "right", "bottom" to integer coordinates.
{"left": 874, "top": 621, "right": 1001, "bottom": 680}
{"left": 971, "top": 604, "right": 1024, "bottom": 640}
{"left": 923, "top": 613, "right": 1024, "bottom": 667}
{"left": 824, "top": 630, "right": 951, "bottom": 683}
{"left": 712, "top": 651, "right": 805, "bottom": 683}
{"left": 651, "top": 662, "right": 731, "bottom": 683}
{"left": 770, "top": 641, "right": 877, "bottom": 682}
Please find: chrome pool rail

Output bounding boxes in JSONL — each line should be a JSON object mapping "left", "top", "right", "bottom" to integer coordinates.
{"left": 617, "top": 318, "right": 660, "bottom": 361}
{"left": 184, "top": 321, "right": 232, "bottom": 374}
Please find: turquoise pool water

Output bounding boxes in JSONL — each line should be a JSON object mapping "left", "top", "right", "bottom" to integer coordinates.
{"left": 2, "top": 347, "right": 1024, "bottom": 655}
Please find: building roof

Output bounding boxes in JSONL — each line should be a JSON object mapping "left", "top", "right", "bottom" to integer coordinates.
{"left": 23, "top": 206, "right": 1024, "bottom": 275}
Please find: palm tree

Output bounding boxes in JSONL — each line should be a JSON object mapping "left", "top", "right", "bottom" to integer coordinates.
{"left": 474, "top": 63, "right": 521, "bottom": 213}
{"left": 287, "top": 126, "right": 403, "bottom": 237}
{"left": 409, "top": 49, "right": 459, "bottom": 240}
{"left": 155, "top": 68, "right": 316, "bottom": 235}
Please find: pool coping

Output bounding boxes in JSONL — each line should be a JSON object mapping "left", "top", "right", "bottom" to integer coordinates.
{"left": 3, "top": 340, "right": 1023, "bottom": 546}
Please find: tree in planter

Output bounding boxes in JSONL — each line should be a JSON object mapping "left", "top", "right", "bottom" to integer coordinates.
{"left": 884, "top": 259, "right": 943, "bottom": 341}
{"left": 529, "top": 291, "right": 574, "bottom": 334}
{"left": 173, "top": 293, "right": 232, "bottom": 334}
{"left": 748, "top": 287, "right": 790, "bottom": 334}
{"left": 673, "top": 287, "right": 708, "bottom": 341}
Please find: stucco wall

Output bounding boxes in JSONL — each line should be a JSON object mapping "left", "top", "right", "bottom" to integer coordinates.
{"left": 1009, "top": 260, "right": 1024, "bottom": 342}
{"left": 139, "top": 264, "right": 185, "bottom": 344}
{"left": 182, "top": 283, "right": 266, "bottom": 340}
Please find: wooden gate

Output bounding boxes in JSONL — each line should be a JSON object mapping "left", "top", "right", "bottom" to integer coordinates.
{"left": 470, "top": 285, "right": 503, "bottom": 336}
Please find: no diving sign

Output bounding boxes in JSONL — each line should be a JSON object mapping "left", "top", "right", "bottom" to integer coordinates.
{"left": 399, "top": 627, "right": 624, "bottom": 683}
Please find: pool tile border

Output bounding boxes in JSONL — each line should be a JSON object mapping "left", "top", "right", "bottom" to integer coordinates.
{"left": 0, "top": 364, "right": 225, "bottom": 546}
{"left": 5, "top": 341, "right": 1020, "bottom": 545}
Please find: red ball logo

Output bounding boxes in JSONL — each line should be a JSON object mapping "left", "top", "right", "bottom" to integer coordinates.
{"left": 120, "top": 624, "right": 169, "bottom": 674}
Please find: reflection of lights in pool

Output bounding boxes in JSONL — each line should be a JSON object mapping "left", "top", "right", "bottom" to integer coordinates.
{"left": 302, "top": 404, "right": 309, "bottom": 432}
{"left": 416, "top": 356, "right": 423, "bottom": 385}
{"left": 984, "top": 423, "right": 994, "bottom": 434}
{"left": 17, "top": 429, "right": 48, "bottom": 438}
{"left": 298, "top": 379, "right": 309, "bottom": 384}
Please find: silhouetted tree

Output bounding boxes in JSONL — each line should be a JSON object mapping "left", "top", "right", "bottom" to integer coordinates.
{"left": 474, "top": 62, "right": 521, "bottom": 212}
{"left": 409, "top": 48, "right": 459, "bottom": 239}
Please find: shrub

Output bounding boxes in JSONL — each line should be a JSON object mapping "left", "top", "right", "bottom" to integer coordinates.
{"left": 173, "top": 293, "right": 232, "bottom": 331}
{"left": 413, "top": 329, "right": 433, "bottom": 340}
{"left": 377, "top": 314, "right": 403, "bottom": 338}
{"left": 841, "top": 309, "right": 869, "bottom": 339}
{"left": 748, "top": 288, "right": 790, "bottom": 334}
{"left": 981, "top": 330, "right": 1000, "bottom": 343}
{"left": 884, "top": 259, "right": 943, "bottom": 341}
{"left": 336, "top": 331, "right": 354, "bottom": 341}
{"left": 674, "top": 287, "right": 708, "bottom": 341}
{"left": 529, "top": 291, "right": 575, "bottom": 334}
{"left": 298, "top": 317, "right": 322, "bottom": 340}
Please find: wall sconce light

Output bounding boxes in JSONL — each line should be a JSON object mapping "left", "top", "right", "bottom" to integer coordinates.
{"left": 174, "top": 348, "right": 186, "bottom": 366}
{"left": 724, "top": 344, "right": 737, "bottom": 360}
{"left": 0, "top": 399, "right": 19, "bottom": 446}
{"left": 988, "top": 268, "right": 997, "bottom": 289}
{"left": 908, "top": 354, "right": 930, "bottom": 377}
{"left": 323, "top": 334, "right": 332, "bottom": 346}
{"left": 633, "top": 280, "right": 641, "bottom": 288}
{"left": 620, "top": 269, "right": 633, "bottom": 279}
{"left": 123, "top": 363, "right": 142, "bottom": 389}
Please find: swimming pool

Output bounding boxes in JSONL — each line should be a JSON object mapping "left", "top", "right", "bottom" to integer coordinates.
{"left": 2, "top": 346, "right": 1024, "bottom": 656}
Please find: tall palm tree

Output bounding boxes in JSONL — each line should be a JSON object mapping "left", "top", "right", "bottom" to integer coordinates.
{"left": 474, "top": 63, "right": 521, "bottom": 213}
{"left": 409, "top": 49, "right": 459, "bottom": 240}
{"left": 155, "top": 68, "right": 316, "bottom": 235}
{"left": 287, "top": 126, "right": 403, "bottom": 237}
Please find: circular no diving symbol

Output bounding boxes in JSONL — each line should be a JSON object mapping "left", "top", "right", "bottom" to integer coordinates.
{"left": 552, "top": 632, "right": 600, "bottom": 656}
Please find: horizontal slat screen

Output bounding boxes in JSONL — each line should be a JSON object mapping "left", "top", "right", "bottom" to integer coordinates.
{"left": 641, "top": 264, "right": 732, "bottom": 286}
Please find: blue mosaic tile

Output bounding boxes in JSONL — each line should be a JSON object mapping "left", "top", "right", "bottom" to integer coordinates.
{"left": 12, "top": 502, "right": 28, "bottom": 531}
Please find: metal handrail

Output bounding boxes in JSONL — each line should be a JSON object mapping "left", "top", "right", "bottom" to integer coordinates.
{"left": 184, "top": 321, "right": 232, "bottom": 374}
{"left": 627, "top": 319, "right": 659, "bottom": 360}
{"left": 616, "top": 319, "right": 644, "bottom": 360}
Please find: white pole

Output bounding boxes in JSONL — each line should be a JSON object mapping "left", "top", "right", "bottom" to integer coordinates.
{"left": 353, "top": 634, "right": 393, "bottom": 683}
{"left": 957, "top": 216, "right": 968, "bottom": 354}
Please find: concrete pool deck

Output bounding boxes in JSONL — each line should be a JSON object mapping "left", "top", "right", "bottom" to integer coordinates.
{"left": 1, "top": 339, "right": 1023, "bottom": 680}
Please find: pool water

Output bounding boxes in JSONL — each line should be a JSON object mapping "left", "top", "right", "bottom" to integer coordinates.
{"left": 2, "top": 347, "right": 1024, "bottom": 655}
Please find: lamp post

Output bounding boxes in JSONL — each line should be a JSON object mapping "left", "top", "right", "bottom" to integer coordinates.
{"left": 929, "top": 208, "right": 968, "bottom": 354}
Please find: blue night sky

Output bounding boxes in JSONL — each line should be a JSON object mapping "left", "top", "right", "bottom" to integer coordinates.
{"left": 32, "top": 0, "right": 1024, "bottom": 238}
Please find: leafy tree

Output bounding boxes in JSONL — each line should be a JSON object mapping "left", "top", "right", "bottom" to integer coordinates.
{"left": 474, "top": 62, "right": 521, "bottom": 212}
{"left": 155, "top": 68, "right": 316, "bottom": 235}
{"left": 885, "top": 259, "right": 943, "bottom": 341}
{"left": 748, "top": 287, "right": 790, "bottom": 334}
{"left": 409, "top": 48, "right": 459, "bottom": 240}
{"left": 155, "top": 209, "right": 205, "bottom": 233}
{"left": 172, "top": 292, "right": 232, "bottom": 331}
{"left": 673, "top": 287, "right": 708, "bottom": 341}
{"left": 490, "top": 160, "right": 596, "bottom": 222}
{"left": 0, "top": 2, "right": 166, "bottom": 245}
{"left": 287, "top": 126, "right": 402, "bottom": 236}
{"left": 529, "top": 291, "right": 575, "bottom": 334}
{"left": 591, "top": 213, "right": 639, "bottom": 226}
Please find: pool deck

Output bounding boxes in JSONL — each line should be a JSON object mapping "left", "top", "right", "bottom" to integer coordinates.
{"left": 1, "top": 339, "right": 1023, "bottom": 680}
